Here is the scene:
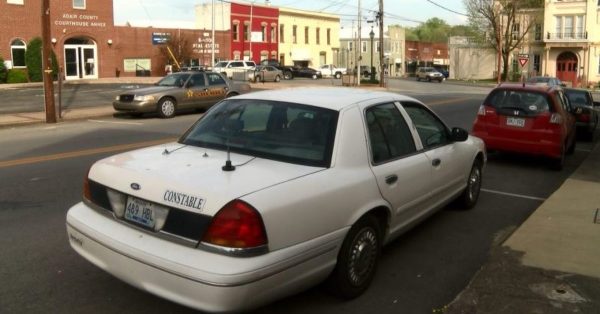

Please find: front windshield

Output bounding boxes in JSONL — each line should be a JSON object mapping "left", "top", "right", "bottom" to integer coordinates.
{"left": 157, "top": 73, "right": 190, "bottom": 87}
{"left": 181, "top": 99, "right": 339, "bottom": 167}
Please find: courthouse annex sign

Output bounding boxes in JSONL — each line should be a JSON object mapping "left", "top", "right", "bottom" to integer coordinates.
{"left": 55, "top": 13, "right": 107, "bottom": 27}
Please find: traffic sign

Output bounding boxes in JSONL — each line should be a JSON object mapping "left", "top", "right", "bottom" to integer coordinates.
{"left": 518, "top": 54, "right": 529, "bottom": 68}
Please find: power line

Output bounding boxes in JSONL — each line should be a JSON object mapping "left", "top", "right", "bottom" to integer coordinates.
{"left": 425, "top": 0, "right": 468, "bottom": 16}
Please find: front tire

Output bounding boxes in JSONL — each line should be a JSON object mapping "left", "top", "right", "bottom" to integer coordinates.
{"left": 274, "top": 75, "right": 281, "bottom": 82}
{"left": 157, "top": 97, "right": 176, "bottom": 119}
{"left": 334, "top": 72, "right": 342, "bottom": 79}
{"left": 284, "top": 72, "right": 292, "bottom": 80}
{"left": 328, "top": 215, "right": 381, "bottom": 299}
{"left": 312, "top": 74, "right": 318, "bottom": 80}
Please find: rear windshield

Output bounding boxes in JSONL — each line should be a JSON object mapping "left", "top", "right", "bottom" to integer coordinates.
{"left": 485, "top": 89, "right": 551, "bottom": 114}
{"left": 181, "top": 99, "right": 339, "bottom": 167}
{"left": 565, "top": 90, "right": 591, "bottom": 108}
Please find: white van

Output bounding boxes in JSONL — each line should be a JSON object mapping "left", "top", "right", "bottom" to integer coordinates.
{"left": 213, "top": 60, "right": 256, "bottom": 79}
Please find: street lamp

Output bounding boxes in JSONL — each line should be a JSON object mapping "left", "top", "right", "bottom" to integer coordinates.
{"left": 369, "top": 27, "right": 375, "bottom": 81}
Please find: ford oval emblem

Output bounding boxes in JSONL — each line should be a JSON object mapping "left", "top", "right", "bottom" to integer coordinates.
{"left": 130, "top": 183, "right": 141, "bottom": 190}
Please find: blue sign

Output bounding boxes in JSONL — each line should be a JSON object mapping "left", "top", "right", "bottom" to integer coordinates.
{"left": 152, "top": 32, "right": 171, "bottom": 45}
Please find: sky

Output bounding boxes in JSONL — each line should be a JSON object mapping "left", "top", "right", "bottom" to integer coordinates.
{"left": 113, "top": 0, "right": 468, "bottom": 29}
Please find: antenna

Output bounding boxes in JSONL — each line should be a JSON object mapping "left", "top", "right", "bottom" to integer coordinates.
{"left": 222, "top": 147, "right": 235, "bottom": 171}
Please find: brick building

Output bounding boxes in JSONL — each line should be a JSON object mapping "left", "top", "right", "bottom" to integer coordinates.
{"left": 1, "top": 0, "right": 229, "bottom": 80}
{"left": 405, "top": 40, "right": 449, "bottom": 74}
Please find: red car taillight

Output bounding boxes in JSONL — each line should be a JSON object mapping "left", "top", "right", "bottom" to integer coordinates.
{"left": 578, "top": 113, "right": 590, "bottom": 123}
{"left": 202, "top": 200, "right": 267, "bottom": 249}
{"left": 477, "top": 105, "right": 486, "bottom": 116}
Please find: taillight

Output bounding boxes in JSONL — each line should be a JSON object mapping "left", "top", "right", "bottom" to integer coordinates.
{"left": 579, "top": 114, "right": 590, "bottom": 123}
{"left": 477, "top": 105, "right": 486, "bottom": 116}
{"left": 83, "top": 167, "right": 92, "bottom": 201}
{"left": 202, "top": 200, "right": 267, "bottom": 249}
{"left": 550, "top": 113, "right": 562, "bottom": 124}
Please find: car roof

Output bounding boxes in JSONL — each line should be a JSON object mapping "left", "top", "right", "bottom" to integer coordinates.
{"left": 233, "top": 87, "right": 418, "bottom": 111}
{"left": 495, "top": 83, "right": 558, "bottom": 93}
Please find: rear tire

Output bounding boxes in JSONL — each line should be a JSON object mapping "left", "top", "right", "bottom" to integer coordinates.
{"left": 284, "top": 72, "right": 292, "bottom": 80}
{"left": 550, "top": 147, "right": 565, "bottom": 171}
{"left": 327, "top": 215, "right": 381, "bottom": 299}
{"left": 457, "top": 160, "right": 482, "bottom": 209}
{"left": 157, "top": 97, "right": 176, "bottom": 119}
{"left": 566, "top": 137, "right": 576, "bottom": 155}
{"left": 335, "top": 72, "right": 342, "bottom": 79}
{"left": 312, "top": 74, "right": 318, "bottom": 80}
{"left": 274, "top": 75, "right": 281, "bottom": 82}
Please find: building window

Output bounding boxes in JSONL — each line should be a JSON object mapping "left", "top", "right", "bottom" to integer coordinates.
{"left": 361, "top": 41, "right": 367, "bottom": 53}
{"left": 270, "top": 26, "right": 276, "bottom": 43}
{"left": 534, "top": 24, "right": 542, "bottom": 41}
{"left": 327, "top": 28, "right": 331, "bottom": 45}
{"left": 232, "top": 23, "right": 239, "bottom": 41}
{"left": 575, "top": 16, "right": 584, "bottom": 38}
{"left": 533, "top": 54, "right": 540, "bottom": 74}
{"left": 316, "top": 28, "right": 320, "bottom": 45}
{"left": 292, "top": 25, "right": 297, "bottom": 44}
{"left": 244, "top": 23, "right": 250, "bottom": 41}
{"left": 10, "top": 39, "right": 26, "bottom": 68}
{"left": 280, "top": 25, "right": 284, "bottom": 43}
{"left": 261, "top": 25, "right": 267, "bottom": 42}
{"left": 73, "top": 0, "right": 85, "bottom": 9}
{"left": 305, "top": 26, "right": 309, "bottom": 44}
{"left": 348, "top": 41, "right": 353, "bottom": 51}
{"left": 511, "top": 23, "right": 520, "bottom": 40}
{"left": 564, "top": 16, "right": 573, "bottom": 38}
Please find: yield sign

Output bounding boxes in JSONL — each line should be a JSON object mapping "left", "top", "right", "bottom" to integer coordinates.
{"left": 518, "top": 54, "right": 529, "bottom": 68}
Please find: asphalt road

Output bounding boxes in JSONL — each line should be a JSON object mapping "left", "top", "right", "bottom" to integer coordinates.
{"left": 0, "top": 80, "right": 596, "bottom": 313}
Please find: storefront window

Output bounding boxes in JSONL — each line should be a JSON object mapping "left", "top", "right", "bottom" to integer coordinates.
{"left": 10, "top": 39, "right": 26, "bottom": 68}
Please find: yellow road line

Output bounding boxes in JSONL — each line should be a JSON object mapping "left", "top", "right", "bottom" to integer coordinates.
{"left": 0, "top": 138, "right": 177, "bottom": 169}
{"left": 427, "top": 96, "right": 472, "bottom": 106}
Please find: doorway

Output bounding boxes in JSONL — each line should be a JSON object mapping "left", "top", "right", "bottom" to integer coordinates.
{"left": 64, "top": 37, "right": 98, "bottom": 80}
{"left": 556, "top": 51, "right": 577, "bottom": 87}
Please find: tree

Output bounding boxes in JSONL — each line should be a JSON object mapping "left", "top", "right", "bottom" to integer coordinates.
{"left": 464, "top": 0, "right": 543, "bottom": 80}
{"left": 0, "top": 56, "right": 8, "bottom": 83}
{"left": 159, "top": 33, "right": 194, "bottom": 71}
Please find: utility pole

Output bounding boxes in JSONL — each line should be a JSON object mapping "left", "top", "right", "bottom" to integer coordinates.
{"left": 357, "top": 0, "right": 361, "bottom": 86}
{"left": 41, "top": 0, "right": 56, "bottom": 123}
{"left": 211, "top": 0, "right": 215, "bottom": 68}
{"left": 378, "top": 0, "right": 384, "bottom": 87}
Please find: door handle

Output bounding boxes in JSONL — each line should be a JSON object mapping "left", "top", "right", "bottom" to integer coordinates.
{"left": 432, "top": 158, "right": 441, "bottom": 166}
{"left": 385, "top": 175, "right": 398, "bottom": 185}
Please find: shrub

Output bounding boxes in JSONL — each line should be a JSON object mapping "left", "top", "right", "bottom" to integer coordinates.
{"left": 25, "top": 37, "right": 43, "bottom": 82}
{"left": 7, "top": 69, "right": 28, "bottom": 84}
{"left": 0, "top": 56, "right": 8, "bottom": 83}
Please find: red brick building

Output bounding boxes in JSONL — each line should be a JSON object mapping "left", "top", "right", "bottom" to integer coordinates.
{"left": 196, "top": 1, "right": 279, "bottom": 63}
{"left": 405, "top": 40, "right": 449, "bottom": 74}
{"left": 0, "top": 0, "right": 229, "bottom": 80}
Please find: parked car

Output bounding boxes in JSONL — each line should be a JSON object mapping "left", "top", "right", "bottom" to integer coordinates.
{"left": 319, "top": 64, "right": 347, "bottom": 79}
{"left": 472, "top": 83, "right": 577, "bottom": 170}
{"left": 212, "top": 60, "right": 256, "bottom": 79}
{"left": 259, "top": 59, "right": 294, "bottom": 80}
{"left": 248, "top": 65, "right": 283, "bottom": 83}
{"left": 416, "top": 67, "right": 444, "bottom": 82}
{"left": 68, "top": 88, "right": 486, "bottom": 313}
{"left": 291, "top": 66, "right": 322, "bottom": 79}
{"left": 564, "top": 87, "right": 600, "bottom": 140}
{"left": 113, "top": 71, "right": 251, "bottom": 118}
{"left": 526, "top": 76, "right": 566, "bottom": 87}
{"left": 434, "top": 67, "right": 449, "bottom": 78}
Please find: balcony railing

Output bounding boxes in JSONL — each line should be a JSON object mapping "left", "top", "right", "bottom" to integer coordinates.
{"left": 546, "top": 32, "right": 587, "bottom": 40}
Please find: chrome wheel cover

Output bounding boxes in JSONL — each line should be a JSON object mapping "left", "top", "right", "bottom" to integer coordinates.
{"left": 161, "top": 100, "right": 175, "bottom": 117}
{"left": 348, "top": 227, "right": 378, "bottom": 286}
{"left": 467, "top": 166, "right": 481, "bottom": 202}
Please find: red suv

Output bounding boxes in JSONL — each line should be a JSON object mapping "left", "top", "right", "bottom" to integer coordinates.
{"left": 472, "top": 83, "right": 576, "bottom": 170}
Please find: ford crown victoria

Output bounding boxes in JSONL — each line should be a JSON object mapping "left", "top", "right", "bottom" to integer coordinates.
{"left": 113, "top": 71, "right": 251, "bottom": 118}
{"left": 67, "top": 88, "right": 486, "bottom": 312}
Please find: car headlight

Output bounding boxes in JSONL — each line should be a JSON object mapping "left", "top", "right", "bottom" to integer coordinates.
{"left": 115, "top": 95, "right": 120, "bottom": 101}
{"left": 134, "top": 95, "right": 155, "bottom": 101}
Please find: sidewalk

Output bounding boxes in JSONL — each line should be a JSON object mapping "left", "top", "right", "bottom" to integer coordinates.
{"left": 447, "top": 141, "right": 600, "bottom": 313}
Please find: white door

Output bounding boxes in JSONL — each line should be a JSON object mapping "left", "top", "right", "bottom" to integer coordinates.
{"left": 64, "top": 45, "right": 98, "bottom": 80}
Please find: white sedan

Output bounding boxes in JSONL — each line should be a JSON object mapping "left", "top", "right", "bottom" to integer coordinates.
{"left": 66, "top": 88, "right": 486, "bottom": 312}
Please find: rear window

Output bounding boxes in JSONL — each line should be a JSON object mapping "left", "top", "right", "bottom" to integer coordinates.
{"left": 181, "top": 99, "right": 338, "bottom": 167}
{"left": 565, "top": 90, "right": 591, "bottom": 108}
{"left": 485, "top": 89, "right": 551, "bottom": 115}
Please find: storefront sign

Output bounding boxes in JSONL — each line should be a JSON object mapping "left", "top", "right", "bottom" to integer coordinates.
{"left": 192, "top": 37, "right": 220, "bottom": 54}
{"left": 123, "top": 58, "right": 151, "bottom": 72}
{"left": 152, "top": 33, "right": 171, "bottom": 45}
{"left": 55, "top": 13, "right": 107, "bottom": 27}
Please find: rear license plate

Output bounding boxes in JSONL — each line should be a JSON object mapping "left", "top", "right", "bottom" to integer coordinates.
{"left": 506, "top": 117, "right": 525, "bottom": 127}
{"left": 124, "top": 196, "right": 168, "bottom": 230}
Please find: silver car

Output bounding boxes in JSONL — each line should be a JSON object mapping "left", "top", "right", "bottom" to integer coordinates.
{"left": 249, "top": 65, "right": 283, "bottom": 83}
{"left": 113, "top": 71, "right": 251, "bottom": 118}
{"left": 416, "top": 67, "right": 444, "bottom": 83}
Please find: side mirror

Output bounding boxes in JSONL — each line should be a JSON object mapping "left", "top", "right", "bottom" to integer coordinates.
{"left": 451, "top": 127, "right": 469, "bottom": 142}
